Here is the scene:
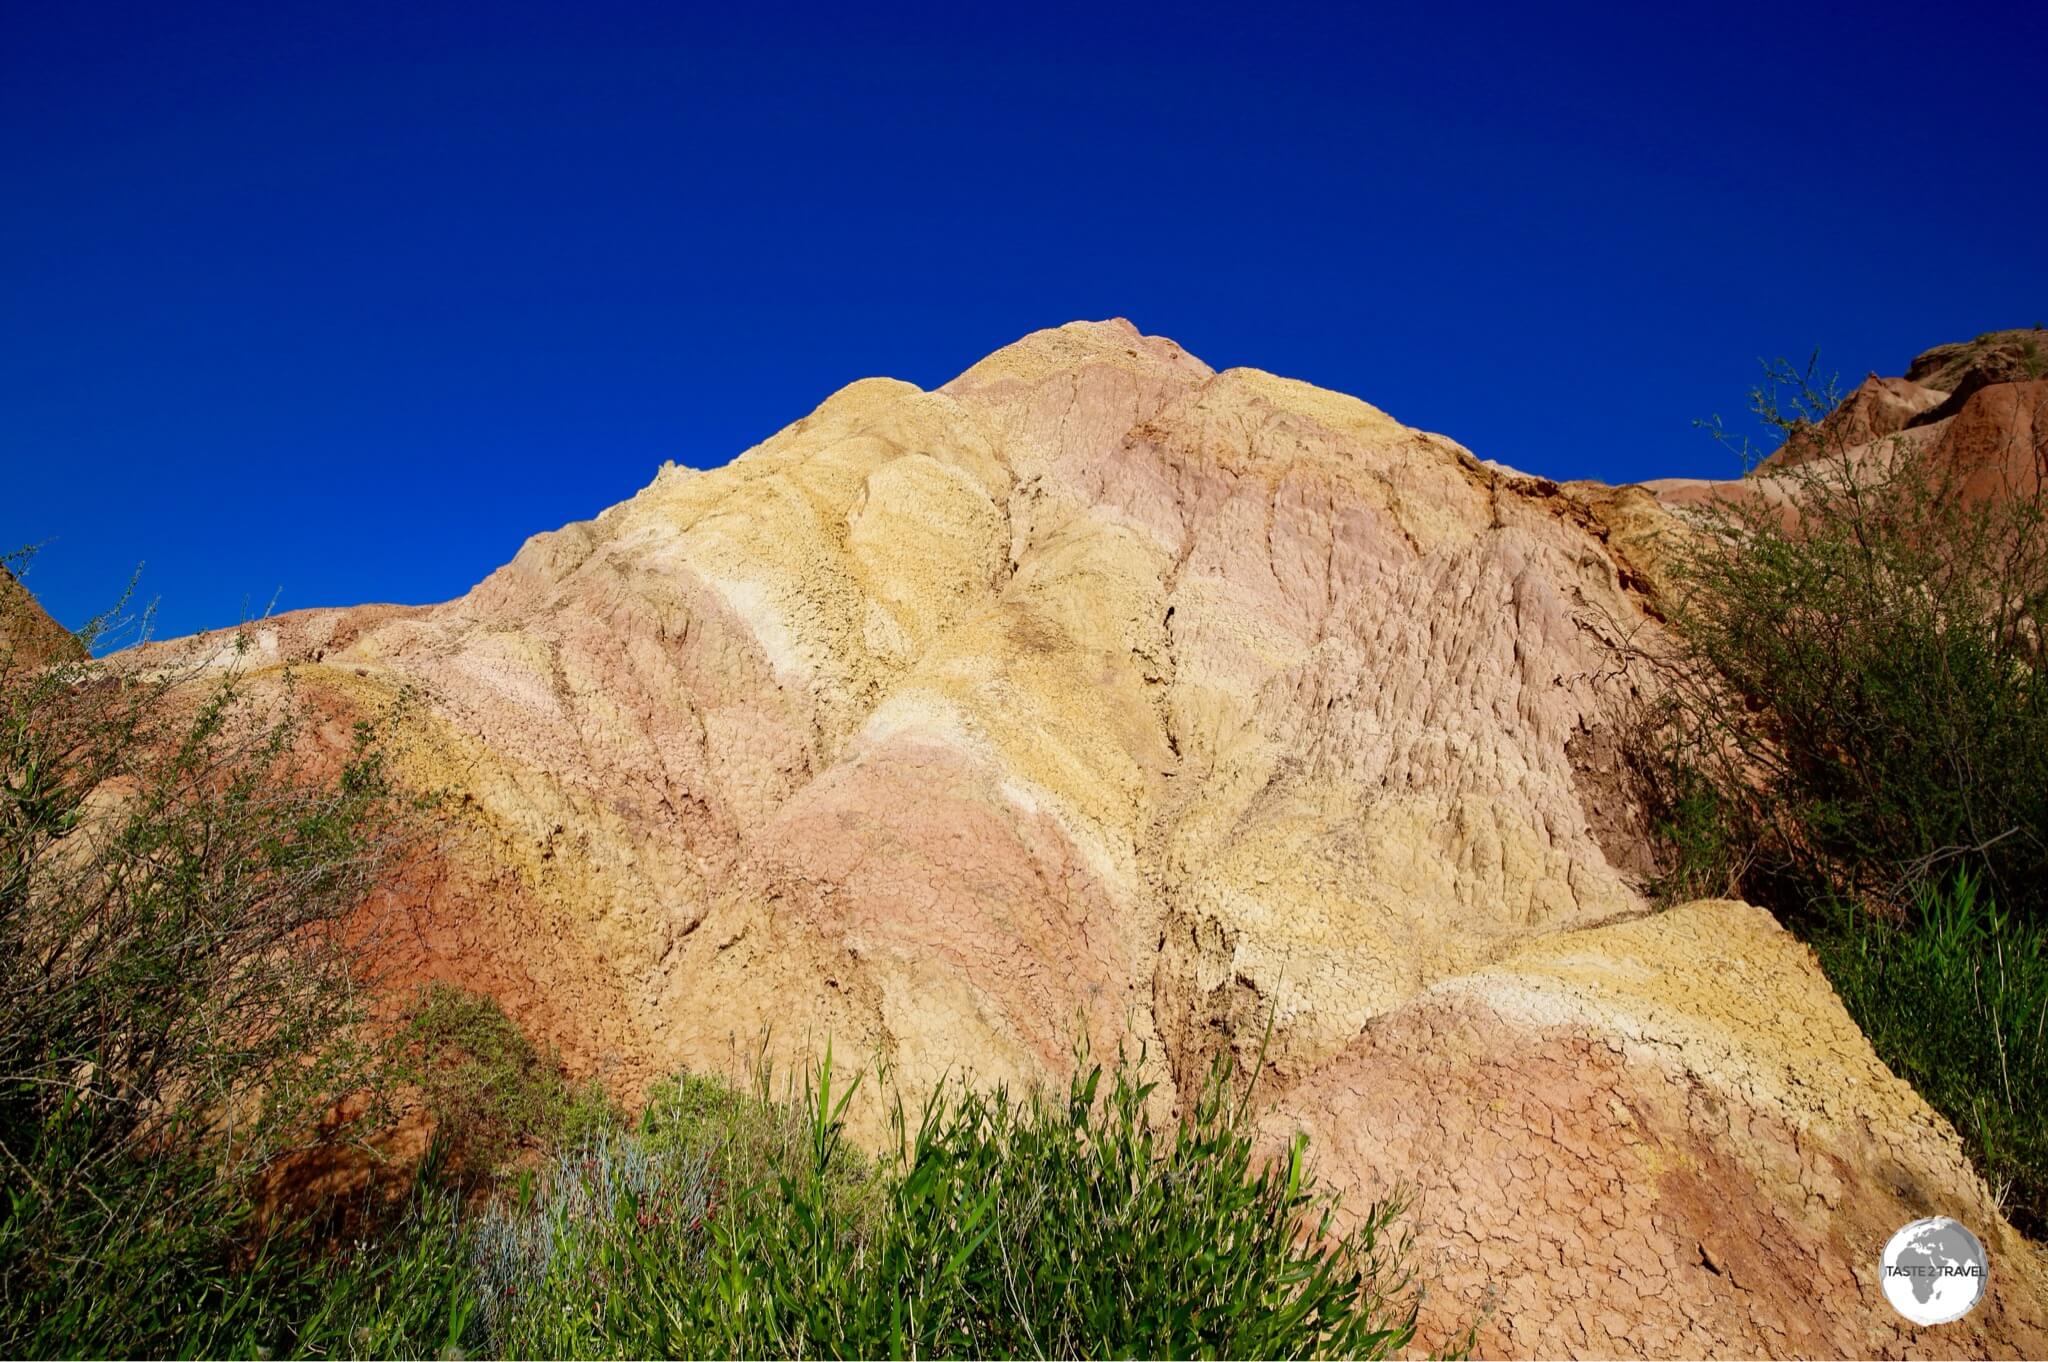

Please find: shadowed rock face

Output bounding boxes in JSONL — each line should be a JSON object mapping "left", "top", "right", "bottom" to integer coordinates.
{"left": 139, "top": 321, "right": 2047, "bottom": 1356}
{"left": 1908, "top": 329, "right": 2048, "bottom": 404}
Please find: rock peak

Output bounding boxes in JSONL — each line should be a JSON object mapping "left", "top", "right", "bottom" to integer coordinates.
{"left": 941, "top": 318, "right": 1214, "bottom": 395}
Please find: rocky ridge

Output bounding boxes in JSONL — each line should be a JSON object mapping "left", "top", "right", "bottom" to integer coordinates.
{"left": 0, "top": 565, "right": 83, "bottom": 667}
{"left": 130, "top": 321, "right": 2046, "bottom": 1356}
{"left": 1648, "top": 326, "right": 2047, "bottom": 514}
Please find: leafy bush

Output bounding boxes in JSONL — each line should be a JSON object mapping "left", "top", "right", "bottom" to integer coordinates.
{"left": 1619, "top": 359, "right": 2048, "bottom": 1244}
{"left": 471, "top": 1128, "right": 719, "bottom": 1355}
{"left": 1815, "top": 871, "right": 2048, "bottom": 1236}
{"left": 1639, "top": 359, "right": 2048, "bottom": 919}
{"left": 672, "top": 1046, "right": 1420, "bottom": 1360}
{"left": 0, "top": 565, "right": 417, "bottom": 1355}
{"left": 319, "top": 1046, "right": 1429, "bottom": 1360}
{"left": 390, "top": 983, "right": 619, "bottom": 1182}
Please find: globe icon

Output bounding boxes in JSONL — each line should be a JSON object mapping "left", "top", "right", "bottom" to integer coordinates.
{"left": 1880, "top": 1217, "right": 1988, "bottom": 1326}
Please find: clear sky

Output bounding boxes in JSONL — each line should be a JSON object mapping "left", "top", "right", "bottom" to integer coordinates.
{"left": 6, "top": 0, "right": 2044, "bottom": 640}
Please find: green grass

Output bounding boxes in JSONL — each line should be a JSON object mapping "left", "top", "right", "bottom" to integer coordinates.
{"left": 13, "top": 939, "right": 1433, "bottom": 1358}
{"left": 1812, "top": 871, "right": 2048, "bottom": 1237}
{"left": 289, "top": 1175, "right": 478, "bottom": 1360}
{"left": 288, "top": 1045, "right": 1431, "bottom": 1360}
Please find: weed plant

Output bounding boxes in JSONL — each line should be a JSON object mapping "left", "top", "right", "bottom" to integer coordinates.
{"left": 1815, "top": 871, "right": 2048, "bottom": 1235}
{"left": 294, "top": 1044, "right": 1428, "bottom": 1360}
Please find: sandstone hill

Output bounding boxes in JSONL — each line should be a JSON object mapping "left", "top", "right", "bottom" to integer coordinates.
{"left": 133, "top": 321, "right": 2047, "bottom": 1356}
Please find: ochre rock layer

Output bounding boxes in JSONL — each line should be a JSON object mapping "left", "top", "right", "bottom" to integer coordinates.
{"left": 141, "top": 321, "right": 2046, "bottom": 1356}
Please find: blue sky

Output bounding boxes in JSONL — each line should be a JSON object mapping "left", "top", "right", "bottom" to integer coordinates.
{"left": 6, "top": 0, "right": 2044, "bottom": 639}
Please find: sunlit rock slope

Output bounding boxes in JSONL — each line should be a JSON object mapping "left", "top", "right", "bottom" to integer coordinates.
{"left": 143, "top": 320, "right": 2048, "bottom": 1357}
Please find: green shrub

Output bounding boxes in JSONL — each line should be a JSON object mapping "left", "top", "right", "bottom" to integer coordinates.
{"left": 0, "top": 564, "right": 418, "bottom": 1356}
{"left": 1815, "top": 871, "right": 2048, "bottom": 1236}
{"left": 471, "top": 1128, "right": 719, "bottom": 1356}
{"left": 389, "top": 984, "right": 620, "bottom": 1182}
{"left": 635, "top": 1052, "right": 888, "bottom": 1223}
{"left": 1640, "top": 359, "right": 2048, "bottom": 919}
{"left": 328, "top": 1045, "right": 1429, "bottom": 1360}
{"left": 1620, "top": 360, "right": 2048, "bottom": 1242}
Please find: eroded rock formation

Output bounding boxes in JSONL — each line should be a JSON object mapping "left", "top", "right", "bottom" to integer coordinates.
{"left": 138, "top": 321, "right": 2047, "bottom": 1356}
{"left": 1648, "top": 327, "right": 2047, "bottom": 515}
{"left": 0, "top": 565, "right": 82, "bottom": 667}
